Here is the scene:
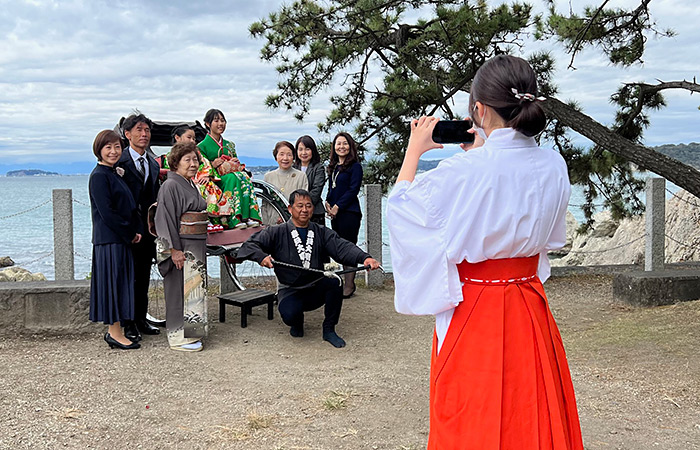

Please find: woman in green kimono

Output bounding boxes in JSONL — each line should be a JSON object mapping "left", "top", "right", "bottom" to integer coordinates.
{"left": 197, "top": 109, "right": 261, "bottom": 229}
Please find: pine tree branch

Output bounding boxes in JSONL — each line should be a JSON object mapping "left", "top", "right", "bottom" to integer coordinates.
{"left": 543, "top": 96, "right": 700, "bottom": 198}
{"left": 617, "top": 79, "right": 700, "bottom": 134}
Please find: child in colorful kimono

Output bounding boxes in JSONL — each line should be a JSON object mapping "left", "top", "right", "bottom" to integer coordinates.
{"left": 197, "top": 109, "right": 262, "bottom": 229}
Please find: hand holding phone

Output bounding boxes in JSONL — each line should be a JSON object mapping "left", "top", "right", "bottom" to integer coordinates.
{"left": 406, "top": 116, "right": 444, "bottom": 158}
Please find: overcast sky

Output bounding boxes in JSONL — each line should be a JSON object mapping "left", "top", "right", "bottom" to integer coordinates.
{"left": 0, "top": 0, "right": 698, "bottom": 167}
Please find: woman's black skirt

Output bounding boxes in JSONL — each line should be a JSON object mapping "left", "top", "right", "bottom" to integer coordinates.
{"left": 331, "top": 210, "right": 362, "bottom": 244}
{"left": 89, "top": 243, "right": 135, "bottom": 325}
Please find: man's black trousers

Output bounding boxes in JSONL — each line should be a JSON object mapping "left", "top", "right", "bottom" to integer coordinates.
{"left": 131, "top": 236, "right": 155, "bottom": 322}
{"left": 278, "top": 277, "right": 343, "bottom": 331}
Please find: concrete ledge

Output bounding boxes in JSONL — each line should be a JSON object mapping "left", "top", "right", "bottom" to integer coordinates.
{"left": 4, "top": 262, "right": 700, "bottom": 335}
{"left": 612, "top": 270, "right": 700, "bottom": 306}
{"left": 551, "top": 264, "right": 640, "bottom": 277}
{"left": 0, "top": 280, "right": 100, "bottom": 336}
{"left": 550, "top": 261, "right": 700, "bottom": 278}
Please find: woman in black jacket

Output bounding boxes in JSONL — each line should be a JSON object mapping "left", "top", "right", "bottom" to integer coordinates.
{"left": 293, "top": 135, "right": 326, "bottom": 224}
{"left": 325, "top": 132, "right": 363, "bottom": 297}
{"left": 88, "top": 130, "right": 142, "bottom": 350}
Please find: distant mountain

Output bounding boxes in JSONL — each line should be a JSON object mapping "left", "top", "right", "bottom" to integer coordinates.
{"left": 6, "top": 169, "right": 59, "bottom": 177}
{"left": 654, "top": 142, "right": 700, "bottom": 169}
{"left": 0, "top": 161, "right": 96, "bottom": 176}
{"left": 418, "top": 159, "right": 441, "bottom": 172}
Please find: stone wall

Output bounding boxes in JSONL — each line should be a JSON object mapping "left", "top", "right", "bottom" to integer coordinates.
{"left": 0, "top": 281, "right": 100, "bottom": 336}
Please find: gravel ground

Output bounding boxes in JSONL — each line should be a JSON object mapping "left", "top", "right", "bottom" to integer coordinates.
{"left": 1, "top": 274, "right": 699, "bottom": 449}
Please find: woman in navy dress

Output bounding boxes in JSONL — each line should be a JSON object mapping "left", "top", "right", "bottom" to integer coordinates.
{"left": 325, "top": 132, "right": 363, "bottom": 297}
{"left": 88, "top": 130, "right": 142, "bottom": 350}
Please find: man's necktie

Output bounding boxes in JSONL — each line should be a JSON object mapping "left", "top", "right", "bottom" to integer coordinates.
{"left": 137, "top": 156, "right": 146, "bottom": 180}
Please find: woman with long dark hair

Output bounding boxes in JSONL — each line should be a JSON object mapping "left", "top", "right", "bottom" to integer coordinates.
{"left": 387, "top": 55, "right": 582, "bottom": 449}
{"left": 325, "top": 132, "right": 363, "bottom": 297}
{"left": 293, "top": 135, "right": 326, "bottom": 224}
{"left": 88, "top": 130, "right": 142, "bottom": 350}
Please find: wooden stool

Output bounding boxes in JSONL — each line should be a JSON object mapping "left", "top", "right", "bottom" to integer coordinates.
{"left": 217, "top": 289, "right": 276, "bottom": 328}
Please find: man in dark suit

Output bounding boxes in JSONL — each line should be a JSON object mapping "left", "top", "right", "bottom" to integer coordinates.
{"left": 116, "top": 113, "right": 161, "bottom": 341}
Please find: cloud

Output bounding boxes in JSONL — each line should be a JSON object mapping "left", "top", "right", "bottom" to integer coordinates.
{"left": 0, "top": 0, "right": 698, "bottom": 169}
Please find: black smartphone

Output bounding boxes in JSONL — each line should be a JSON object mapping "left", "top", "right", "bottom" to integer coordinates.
{"left": 432, "top": 120, "right": 475, "bottom": 144}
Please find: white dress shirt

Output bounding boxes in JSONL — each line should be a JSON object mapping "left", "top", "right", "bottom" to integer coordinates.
{"left": 386, "top": 128, "right": 571, "bottom": 351}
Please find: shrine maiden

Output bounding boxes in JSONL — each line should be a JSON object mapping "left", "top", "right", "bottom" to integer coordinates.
{"left": 387, "top": 55, "right": 583, "bottom": 449}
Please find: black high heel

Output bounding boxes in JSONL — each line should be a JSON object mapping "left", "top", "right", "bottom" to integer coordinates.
{"left": 104, "top": 332, "right": 141, "bottom": 350}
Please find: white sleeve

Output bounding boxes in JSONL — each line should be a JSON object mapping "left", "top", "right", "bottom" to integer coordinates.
{"left": 538, "top": 167, "right": 571, "bottom": 283}
{"left": 387, "top": 172, "right": 464, "bottom": 316}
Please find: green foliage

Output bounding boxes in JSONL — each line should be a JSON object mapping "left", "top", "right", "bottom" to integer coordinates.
{"left": 251, "top": 0, "right": 680, "bottom": 223}
{"left": 539, "top": 1, "right": 674, "bottom": 68}
{"left": 611, "top": 83, "right": 666, "bottom": 140}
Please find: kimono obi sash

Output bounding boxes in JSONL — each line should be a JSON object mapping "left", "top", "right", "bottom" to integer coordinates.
{"left": 457, "top": 255, "right": 539, "bottom": 285}
{"left": 180, "top": 211, "right": 208, "bottom": 235}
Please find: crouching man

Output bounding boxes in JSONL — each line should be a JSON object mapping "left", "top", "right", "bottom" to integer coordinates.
{"left": 237, "top": 189, "right": 380, "bottom": 348}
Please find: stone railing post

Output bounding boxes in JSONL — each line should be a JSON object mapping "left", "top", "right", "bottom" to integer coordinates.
{"left": 363, "top": 184, "right": 383, "bottom": 287}
{"left": 53, "top": 189, "right": 74, "bottom": 280}
{"left": 645, "top": 177, "right": 665, "bottom": 271}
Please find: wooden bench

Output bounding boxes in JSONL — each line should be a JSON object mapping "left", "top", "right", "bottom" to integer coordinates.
{"left": 217, "top": 289, "right": 276, "bottom": 328}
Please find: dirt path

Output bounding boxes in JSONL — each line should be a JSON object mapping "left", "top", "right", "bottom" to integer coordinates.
{"left": 1, "top": 274, "right": 699, "bottom": 449}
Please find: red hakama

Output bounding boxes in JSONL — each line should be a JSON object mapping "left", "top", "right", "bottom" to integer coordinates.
{"left": 428, "top": 256, "right": 583, "bottom": 450}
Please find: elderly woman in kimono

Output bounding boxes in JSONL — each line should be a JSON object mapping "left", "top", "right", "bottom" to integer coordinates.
{"left": 154, "top": 141, "right": 208, "bottom": 352}
{"left": 387, "top": 55, "right": 583, "bottom": 449}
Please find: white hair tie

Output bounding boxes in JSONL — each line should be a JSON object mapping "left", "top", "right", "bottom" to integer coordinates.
{"left": 511, "top": 88, "right": 545, "bottom": 102}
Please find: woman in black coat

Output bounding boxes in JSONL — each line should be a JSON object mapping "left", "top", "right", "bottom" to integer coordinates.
{"left": 88, "top": 130, "right": 142, "bottom": 350}
{"left": 293, "top": 135, "right": 326, "bottom": 224}
{"left": 325, "top": 132, "right": 363, "bottom": 297}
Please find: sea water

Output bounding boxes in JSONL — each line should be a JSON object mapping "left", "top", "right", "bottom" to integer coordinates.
{"left": 0, "top": 173, "right": 680, "bottom": 280}
{"left": 0, "top": 173, "right": 394, "bottom": 280}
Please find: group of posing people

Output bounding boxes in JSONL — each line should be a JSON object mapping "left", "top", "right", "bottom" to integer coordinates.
{"left": 263, "top": 132, "right": 365, "bottom": 297}
{"left": 88, "top": 114, "right": 208, "bottom": 352}
{"left": 90, "top": 53, "right": 586, "bottom": 448}
{"left": 88, "top": 108, "right": 375, "bottom": 352}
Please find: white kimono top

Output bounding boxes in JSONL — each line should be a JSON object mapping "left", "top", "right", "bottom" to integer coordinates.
{"left": 386, "top": 128, "right": 571, "bottom": 351}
